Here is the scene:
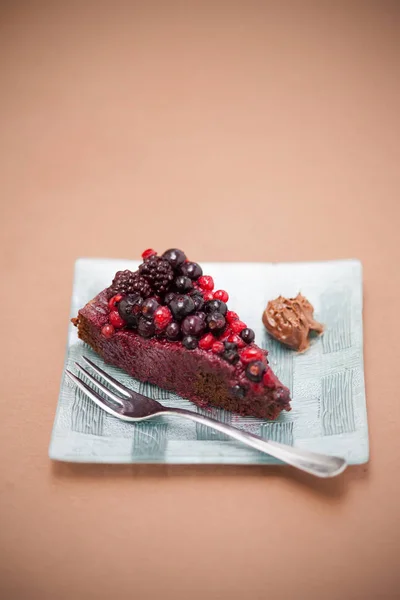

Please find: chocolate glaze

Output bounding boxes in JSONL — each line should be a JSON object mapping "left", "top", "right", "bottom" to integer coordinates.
{"left": 262, "top": 294, "right": 324, "bottom": 352}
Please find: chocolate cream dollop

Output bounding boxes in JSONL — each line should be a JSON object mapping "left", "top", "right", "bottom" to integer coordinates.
{"left": 262, "top": 293, "right": 324, "bottom": 352}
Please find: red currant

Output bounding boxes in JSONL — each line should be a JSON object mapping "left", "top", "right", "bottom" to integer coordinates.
{"left": 109, "top": 311, "right": 125, "bottom": 328}
{"left": 198, "top": 275, "right": 214, "bottom": 291}
{"left": 212, "top": 341, "right": 224, "bottom": 355}
{"left": 226, "top": 311, "right": 239, "bottom": 324}
{"left": 108, "top": 294, "right": 123, "bottom": 310}
{"left": 213, "top": 289, "right": 229, "bottom": 302}
{"left": 219, "top": 329, "right": 232, "bottom": 342}
{"left": 228, "top": 333, "right": 246, "bottom": 348}
{"left": 231, "top": 320, "right": 247, "bottom": 334}
{"left": 142, "top": 248, "right": 157, "bottom": 259}
{"left": 262, "top": 368, "right": 276, "bottom": 388}
{"left": 203, "top": 291, "right": 214, "bottom": 302}
{"left": 101, "top": 324, "right": 115, "bottom": 338}
{"left": 154, "top": 306, "right": 172, "bottom": 330}
{"left": 199, "top": 333, "right": 215, "bottom": 350}
{"left": 240, "top": 346, "right": 264, "bottom": 364}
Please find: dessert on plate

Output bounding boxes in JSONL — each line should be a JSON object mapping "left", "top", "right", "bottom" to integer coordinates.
{"left": 72, "top": 249, "right": 291, "bottom": 420}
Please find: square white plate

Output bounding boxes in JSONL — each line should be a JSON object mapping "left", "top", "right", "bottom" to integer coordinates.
{"left": 49, "top": 258, "right": 368, "bottom": 465}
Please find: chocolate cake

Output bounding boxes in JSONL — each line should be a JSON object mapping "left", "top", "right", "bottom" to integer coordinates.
{"left": 73, "top": 249, "right": 291, "bottom": 420}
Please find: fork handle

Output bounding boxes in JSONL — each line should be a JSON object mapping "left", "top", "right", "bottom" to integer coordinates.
{"left": 162, "top": 408, "right": 346, "bottom": 478}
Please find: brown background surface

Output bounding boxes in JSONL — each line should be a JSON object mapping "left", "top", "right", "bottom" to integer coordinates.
{"left": 1, "top": 2, "right": 399, "bottom": 599}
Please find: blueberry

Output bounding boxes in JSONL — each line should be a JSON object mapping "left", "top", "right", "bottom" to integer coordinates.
{"left": 117, "top": 294, "right": 142, "bottom": 326}
{"left": 224, "top": 341, "right": 238, "bottom": 351}
{"left": 164, "top": 292, "right": 177, "bottom": 305}
{"left": 231, "top": 385, "right": 247, "bottom": 399}
{"left": 197, "top": 311, "right": 207, "bottom": 321}
{"left": 181, "top": 315, "right": 206, "bottom": 338}
{"left": 182, "top": 335, "right": 198, "bottom": 350}
{"left": 162, "top": 248, "right": 187, "bottom": 269}
{"left": 222, "top": 349, "right": 239, "bottom": 364}
{"left": 141, "top": 297, "right": 159, "bottom": 319}
{"left": 138, "top": 317, "right": 155, "bottom": 338}
{"left": 204, "top": 299, "right": 227, "bottom": 316}
{"left": 175, "top": 276, "right": 193, "bottom": 293}
{"left": 191, "top": 293, "right": 205, "bottom": 312}
{"left": 240, "top": 328, "right": 255, "bottom": 344}
{"left": 169, "top": 295, "right": 195, "bottom": 321}
{"left": 165, "top": 321, "right": 181, "bottom": 340}
{"left": 180, "top": 261, "right": 203, "bottom": 280}
{"left": 206, "top": 312, "right": 226, "bottom": 333}
{"left": 245, "top": 361, "right": 267, "bottom": 382}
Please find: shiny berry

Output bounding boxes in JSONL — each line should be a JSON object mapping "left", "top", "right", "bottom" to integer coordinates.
{"left": 181, "top": 315, "right": 206, "bottom": 338}
{"left": 182, "top": 335, "right": 198, "bottom": 350}
{"left": 141, "top": 297, "right": 159, "bottom": 319}
{"left": 191, "top": 293, "right": 205, "bottom": 311}
{"left": 203, "top": 291, "right": 214, "bottom": 302}
{"left": 222, "top": 349, "right": 239, "bottom": 364}
{"left": 169, "top": 295, "right": 195, "bottom": 321}
{"left": 117, "top": 294, "right": 142, "bottom": 326}
{"left": 240, "top": 346, "right": 264, "bottom": 364}
{"left": 175, "top": 276, "right": 193, "bottom": 293}
{"left": 224, "top": 341, "right": 238, "bottom": 351}
{"left": 101, "top": 324, "right": 115, "bottom": 338}
{"left": 142, "top": 248, "right": 157, "bottom": 260}
{"left": 228, "top": 333, "right": 246, "bottom": 348}
{"left": 154, "top": 306, "right": 172, "bottom": 330}
{"left": 162, "top": 248, "right": 187, "bottom": 269}
{"left": 206, "top": 312, "right": 226, "bottom": 333}
{"left": 219, "top": 329, "right": 232, "bottom": 342}
{"left": 214, "top": 289, "right": 229, "bottom": 303}
{"left": 212, "top": 341, "right": 224, "bottom": 354}
{"left": 180, "top": 261, "right": 203, "bottom": 280}
{"left": 245, "top": 361, "right": 267, "bottom": 382}
{"left": 164, "top": 292, "right": 176, "bottom": 305}
{"left": 199, "top": 333, "right": 215, "bottom": 350}
{"left": 138, "top": 317, "right": 155, "bottom": 338}
{"left": 231, "top": 385, "right": 246, "bottom": 399}
{"left": 109, "top": 311, "right": 125, "bottom": 328}
{"left": 226, "top": 311, "right": 239, "bottom": 324}
{"left": 108, "top": 294, "right": 123, "bottom": 310}
{"left": 262, "top": 368, "right": 275, "bottom": 388}
{"left": 165, "top": 322, "right": 181, "bottom": 340}
{"left": 231, "top": 320, "right": 247, "bottom": 334}
{"left": 240, "top": 328, "right": 255, "bottom": 344}
{"left": 204, "top": 299, "right": 227, "bottom": 316}
{"left": 197, "top": 311, "right": 207, "bottom": 321}
{"left": 198, "top": 276, "right": 214, "bottom": 291}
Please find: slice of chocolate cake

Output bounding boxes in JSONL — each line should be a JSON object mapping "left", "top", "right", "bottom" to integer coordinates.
{"left": 73, "top": 248, "right": 291, "bottom": 420}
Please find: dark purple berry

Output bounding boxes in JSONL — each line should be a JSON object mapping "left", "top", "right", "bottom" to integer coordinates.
{"left": 231, "top": 385, "right": 247, "bottom": 399}
{"left": 206, "top": 312, "right": 226, "bottom": 333}
{"left": 169, "top": 295, "right": 195, "bottom": 321}
{"left": 182, "top": 335, "right": 198, "bottom": 350}
{"left": 240, "top": 328, "right": 255, "bottom": 344}
{"left": 138, "top": 256, "right": 174, "bottom": 294}
{"left": 117, "top": 294, "right": 142, "bottom": 326}
{"left": 165, "top": 321, "right": 181, "bottom": 340}
{"left": 175, "top": 276, "right": 193, "bottom": 293}
{"left": 180, "top": 261, "right": 203, "bottom": 280}
{"left": 222, "top": 349, "right": 239, "bottom": 364}
{"left": 204, "top": 299, "right": 227, "bottom": 316}
{"left": 181, "top": 315, "right": 206, "bottom": 338}
{"left": 245, "top": 360, "right": 267, "bottom": 383}
{"left": 141, "top": 297, "right": 159, "bottom": 319}
{"left": 191, "top": 293, "right": 205, "bottom": 311}
{"left": 162, "top": 248, "right": 187, "bottom": 269}
{"left": 138, "top": 317, "right": 155, "bottom": 338}
{"left": 197, "top": 311, "right": 207, "bottom": 321}
{"left": 224, "top": 341, "right": 238, "bottom": 351}
{"left": 164, "top": 292, "right": 176, "bottom": 305}
{"left": 109, "top": 271, "right": 152, "bottom": 298}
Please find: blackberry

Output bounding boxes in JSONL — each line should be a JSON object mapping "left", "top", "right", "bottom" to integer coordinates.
{"left": 139, "top": 256, "right": 174, "bottom": 294}
{"left": 109, "top": 270, "right": 152, "bottom": 298}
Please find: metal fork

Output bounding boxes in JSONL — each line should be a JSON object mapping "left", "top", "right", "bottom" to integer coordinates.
{"left": 65, "top": 356, "right": 347, "bottom": 478}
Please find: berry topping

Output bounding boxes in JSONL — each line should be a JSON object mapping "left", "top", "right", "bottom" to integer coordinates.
{"left": 231, "top": 320, "right": 247, "bottom": 334}
{"left": 222, "top": 348, "right": 240, "bottom": 364}
{"left": 231, "top": 384, "right": 247, "bottom": 399}
{"left": 214, "top": 289, "right": 229, "bottom": 303}
{"left": 174, "top": 275, "right": 193, "bottom": 293}
{"left": 162, "top": 248, "right": 187, "bottom": 269}
{"left": 190, "top": 292, "right": 205, "bottom": 312}
{"left": 202, "top": 291, "right": 214, "bottom": 302}
{"left": 219, "top": 329, "right": 232, "bottom": 342}
{"left": 164, "top": 292, "right": 177, "bottom": 305}
{"left": 169, "top": 295, "right": 195, "bottom": 321}
{"left": 109, "top": 271, "right": 152, "bottom": 298}
{"left": 138, "top": 317, "right": 155, "bottom": 338}
{"left": 227, "top": 334, "right": 245, "bottom": 348}
{"left": 141, "top": 297, "right": 160, "bottom": 319}
{"left": 180, "top": 261, "right": 203, "bottom": 280}
{"left": 198, "top": 333, "right": 215, "bottom": 350}
{"left": 108, "top": 294, "right": 123, "bottom": 310}
{"left": 139, "top": 256, "right": 174, "bottom": 294}
{"left": 181, "top": 315, "right": 206, "bottom": 338}
{"left": 182, "top": 335, "right": 198, "bottom": 350}
{"left": 224, "top": 341, "right": 238, "bottom": 351}
{"left": 198, "top": 276, "right": 214, "bottom": 291}
{"left": 206, "top": 312, "right": 226, "bottom": 333}
{"left": 204, "top": 299, "right": 227, "bottom": 316}
{"left": 240, "top": 328, "right": 255, "bottom": 344}
{"left": 109, "top": 311, "right": 125, "bottom": 329}
{"left": 141, "top": 248, "right": 157, "bottom": 260}
{"left": 117, "top": 294, "right": 143, "bottom": 326}
{"left": 165, "top": 321, "right": 181, "bottom": 340}
{"left": 101, "top": 324, "right": 115, "bottom": 338}
{"left": 212, "top": 341, "right": 224, "bottom": 354}
{"left": 154, "top": 306, "right": 173, "bottom": 330}
{"left": 262, "top": 368, "right": 275, "bottom": 388}
{"left": 240, "top": 346, "right": 264, "bottom": 364}
{"left": 226, "top": 311, "right": 239, "bottom": 324}
{"left": 245, "top": 361, "right": 267, "bottom": 382}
